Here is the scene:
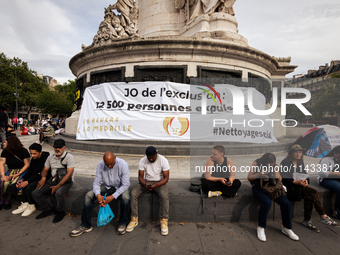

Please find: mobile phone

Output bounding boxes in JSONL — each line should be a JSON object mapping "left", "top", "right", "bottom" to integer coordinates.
{"left": 226, "top": 182, "right": 231, "bottom": 185}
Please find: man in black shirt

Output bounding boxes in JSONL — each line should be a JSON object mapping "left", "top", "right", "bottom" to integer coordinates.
{"left": 10, "top": 143, "right": 50, "bottom": 216}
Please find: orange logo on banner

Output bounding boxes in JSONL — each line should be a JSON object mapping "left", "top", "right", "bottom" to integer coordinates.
{"left": 163, "top": 117, "right": 189, "bottom": 136}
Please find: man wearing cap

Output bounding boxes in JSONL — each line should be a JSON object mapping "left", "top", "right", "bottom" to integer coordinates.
{"left": 70, "top": 151, "right": 130, "bottom": 236}
{"left": 32, "top": 139, "right": 75, "bottom": 223}
{"left": 126, "top": 146, "right": 170, "bottom": 236}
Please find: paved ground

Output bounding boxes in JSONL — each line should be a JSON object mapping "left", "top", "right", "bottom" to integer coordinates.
{"left": 1, "top": 207, "right": 340, "bottom": 255}
{"left": 1, "top": 133, "right": 339, "bottom": 255}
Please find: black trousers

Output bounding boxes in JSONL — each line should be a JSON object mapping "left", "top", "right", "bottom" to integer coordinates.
{"left": 202, "top": 178, "right": 241, "bottom": 198}
{"left": 9, "top": 181, "right": 38, "bottom": 205}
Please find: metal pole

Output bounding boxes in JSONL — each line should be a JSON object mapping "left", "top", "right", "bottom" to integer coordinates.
{"left": 15, "top": 68, "right": 18, "bottom": 118}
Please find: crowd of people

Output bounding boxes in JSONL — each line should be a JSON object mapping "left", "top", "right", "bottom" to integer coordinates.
{"left": 1, "top": 105, "right": 340, "bottom": 241}
{"left": 0, "top": 105, "right": 66, "bottom": 147}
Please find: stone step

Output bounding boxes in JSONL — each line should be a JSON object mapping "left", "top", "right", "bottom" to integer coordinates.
{"left": 48, "top": 134, "right": 296, "bottom": 156}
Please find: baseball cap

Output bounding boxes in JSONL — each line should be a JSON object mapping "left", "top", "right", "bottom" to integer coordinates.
{"left": 54, "top": 139, "right": 66, "bottom": 148}
{"left": 146, "top": 146, "right": 157, "bottom": 156}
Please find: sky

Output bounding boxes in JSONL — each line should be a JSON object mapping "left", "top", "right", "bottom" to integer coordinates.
{"left": 0, "top": 0, "right": 339, "bottom": 84}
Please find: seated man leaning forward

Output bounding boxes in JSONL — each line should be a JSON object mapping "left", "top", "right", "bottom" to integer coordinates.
{"left": 70, "top": 151, "right": 130, "bottom": 237}
{"left": 202, "top": 145, "right": 241, "bottom": 198}
{"left": 10, "top": 143, "right": 50, "bottom": 216}
{"left": 127, "top": 146, "right": 170, "bottom": 236}
{"left": 32, "top": 139, "right": 75, "bottom": 223}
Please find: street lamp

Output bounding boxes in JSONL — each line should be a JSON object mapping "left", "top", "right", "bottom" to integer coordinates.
{"left": 15, "top": 68, "right": 18, "bottom": 118}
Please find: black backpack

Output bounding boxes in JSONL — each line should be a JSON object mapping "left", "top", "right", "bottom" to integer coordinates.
{"left": 189, "top": 177, "right": 205, "bottom": 214}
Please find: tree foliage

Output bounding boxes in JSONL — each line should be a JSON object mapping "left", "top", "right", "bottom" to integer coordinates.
{"left": 0, "top": 52, "right": 47, "bottom": 115}
{"left": 36, "top": 79, "right": 76, "bottom": 116}
{"left": 286, "top": 104, "right": 307, "bottom": 122}
{"left": 311, "top": 73, "right": 340, "bottom": 119}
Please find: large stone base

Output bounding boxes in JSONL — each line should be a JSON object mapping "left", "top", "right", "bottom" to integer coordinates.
{"left": 65, "top": 110, "right": 80, "bottom": 135}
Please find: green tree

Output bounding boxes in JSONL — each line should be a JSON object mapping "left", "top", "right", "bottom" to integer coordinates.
{"left": 311, "top": 73, "right": 340, "bottom": 122}
{"left": 36, "top": 79, "right": 76, "bottom": 116}
{"left": 286, "top": 104, "right": 307, "bottom": 122}
{"left": 36, "top": 88, "right": 73, "bottom": 116}
{"left": 0, "top": 52, "right": 47, "bottom": 115}
{"left": 54, "top": 79, "right": 77, "bottom": 103}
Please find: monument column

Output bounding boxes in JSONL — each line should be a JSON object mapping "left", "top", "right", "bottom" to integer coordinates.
{"left": 138, "top": 0, "right": 181, "bottom": 37}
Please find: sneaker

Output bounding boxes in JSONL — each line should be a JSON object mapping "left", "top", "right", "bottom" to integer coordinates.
{"left": 257, "top": 226, "right": 266, "bottom": 241}
{"left": 12, "top": 202, "right": 28, "bottom": 215}
{"left": 302, "top": 220, "right": 320, "bottom": 233}
{"left": 53, "top": 211, "right": 66, "bottom": 223}
{"left": 21, "top": 204, "right": 36, "bottom": 217}
{"left": 320, "top": 216, "right": 338, "bottom": 227}
{"left": 208, "top": 191, "right": 222, "bottom": 198}
{"left": 281, "top": 227, "right": 299, "bottom": 241}
{"left": 36, "top": 209, "right": 55, "bottom": 219}
{"left": 70, "top": 226, "right": 93, "bottom": 237}
{"left": 160, "top": 218, "right": 168, "bottom": 236}
{"left": 117, "top": 224, "right": 127, "bottom": 235}
{"left": 126, "top": 217, "right": 138, "bottom": 232}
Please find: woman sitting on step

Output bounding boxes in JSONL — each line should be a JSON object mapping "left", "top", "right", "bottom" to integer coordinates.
{"left": 281, "top": 144, "right": 337, "bottom": 232}
{"left": 248, "top": 152, "right": 299, "bottom": 242}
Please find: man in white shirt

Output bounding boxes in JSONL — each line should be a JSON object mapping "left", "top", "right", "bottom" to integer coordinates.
{"left": 126, "top": 146, "right": 170, "bottom": 236}
{"left": 18, "top": 117, "right": 23, "bottom": 128}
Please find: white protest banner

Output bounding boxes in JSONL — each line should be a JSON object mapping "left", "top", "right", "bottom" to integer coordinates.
{"left": 77, "top": 82, "right": 191, "bottom": 141}
{"left": 190, "top": 84, "right": 278, "bottom": 143}
{"left": 76, "top": 82, "right": 277, "bottom": 143}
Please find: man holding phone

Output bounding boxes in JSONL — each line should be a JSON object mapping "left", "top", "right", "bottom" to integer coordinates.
{"left": 202, "top": 145, "right": 241, "bottom": 198}
{"left": 126, "top": 146, "right": 170, "bottom": 236}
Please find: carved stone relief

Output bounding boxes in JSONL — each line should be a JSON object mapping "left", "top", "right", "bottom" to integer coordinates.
{"left": 82, "top": 1, "right": 138, "bottom": 50}
{"left": 176, "top": 0, "right": 236, "bottom": 22}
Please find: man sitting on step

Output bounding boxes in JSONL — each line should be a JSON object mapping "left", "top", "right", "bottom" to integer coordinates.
{"left": 10, "top": 143, "right": 50, "bottom": 217}
{"left": 202, "top": 145, "right": 241, "bottom": 198}
{"left": 126, "top": 146, "right": 170, "bottom": 236}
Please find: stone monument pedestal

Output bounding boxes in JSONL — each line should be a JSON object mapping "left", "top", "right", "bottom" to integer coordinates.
{"left": 65, "top": 110, "right": 80, "bottom": 135}
{"left": 67, "top": 0, "right": 298, "bottom": 143}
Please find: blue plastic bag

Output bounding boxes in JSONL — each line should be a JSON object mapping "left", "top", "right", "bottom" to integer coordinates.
{"left": 97, "top": 193, "right": 115, "bottom": 227}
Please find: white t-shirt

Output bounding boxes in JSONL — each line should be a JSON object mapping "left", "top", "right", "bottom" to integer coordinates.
{"left": 139, "top": 154, "right": 170, "bottom": 181}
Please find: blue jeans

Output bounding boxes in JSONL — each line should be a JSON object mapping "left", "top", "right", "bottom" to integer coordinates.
{"left": 252, "top": 186, "right": 292, "bottom": 229}
{"left": 320, "top": 179, "right": 340, "bottom": 211}
{"left": 81, "top": 185, "right": 130, "bottom": 228}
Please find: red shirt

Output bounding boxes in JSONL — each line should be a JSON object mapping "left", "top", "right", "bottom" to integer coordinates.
{"left": 13, "top": 118, "right": 18, "bottom": 123}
